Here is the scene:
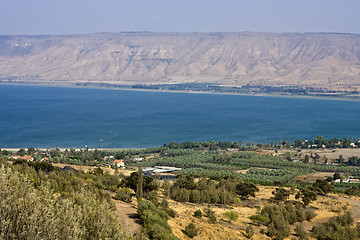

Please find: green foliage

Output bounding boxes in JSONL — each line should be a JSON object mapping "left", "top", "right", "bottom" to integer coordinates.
{"left": 272, "top": 187, "right": 290, "bottom": 201}
{"left": 193, "top": 209, "right": 202, "bottom": 218}
{"left": 160, "top": 198, "right": 177, "bottom": 218}
{"left": 345, "top": 185, "right": 360, "bottom": 196}
{"left": 204, "top": 206, "right": 217, "bottom": 224}
{"left": 249, "top": 214, "right": 270, "bottom": 225}
{"left": 170, "top": 177, "right": 238, "bottom": 204}
{"left": 267, "top": 214, "right": 291, "bottom": 240}
{"left": 310, "top": 179, "right": 334, "bottom": 195}
{"left": 311, "top": 212, "right": 359, "bottom": 240}
{"left": 296, "top": 187, "right": 318, "bottom": 205}
{"left": 114, "top": 188, "right": 133, "bottom": 203}
{"left": 245, "top": 225, "right": 254, "bottom": 239}
{"left": 0, "top": 165, "right": 129, "bottom": 239}
{"left": 136, "top": 168, "right": 143, "bottom": 200}
{"left": 137, "top": 200, "right": 178, "bottom": 240}
{"left": 166, "top": 208, "right": 177, "bottom": 218}
{"left": 295, "top": 224, "right": 309, "bottom": 240}
{"left": 223, "top": 211, "right": 239, "bottom": 222}
{"left": 183, "top": 223, "right": 198, "bottom": 238}
{"left": 236, "top": 182, "right": 259, "bottom": 200}
{"left": 258, "top": 202, "right": 315, "bottom": 240}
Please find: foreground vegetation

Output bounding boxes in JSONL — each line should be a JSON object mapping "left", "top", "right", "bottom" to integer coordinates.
{"left": 0, "top": 158, "right": 131, "bottom": 239}
{"left": 1, "top": 138, "right": 360, "bottom": 239}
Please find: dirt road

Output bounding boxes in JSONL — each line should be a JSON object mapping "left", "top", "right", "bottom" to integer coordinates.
{"left": 113, "top": 200, "right": 142, "bottom": 234}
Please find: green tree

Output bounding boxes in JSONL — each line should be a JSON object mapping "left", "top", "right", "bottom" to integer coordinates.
{"left": 311, "top": 179, "right": 334, "bottom": 195}
{"left": 136, "top": 167, "right": 143, "bottom": 201}
{"left": 334, "top": 172, "right": 341, "bottom": 180}
{"left": 267, "top": 214, "right": 290, "bottom": 240}
{"left": 272, "top": 188, "right": 290, "bottom": 202}
{"left": 295, "top": 223, "right": 308, "bottom": 240}
{"left": 236, "top": 182, "right": 259, "bottom": 200}
{"left": 295, "top": 188, "right": 317, "bottom": 205}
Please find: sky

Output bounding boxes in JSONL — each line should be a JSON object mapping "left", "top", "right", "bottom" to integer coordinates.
{"left": 0, "top": 0, "right": 359, "bottom": 35}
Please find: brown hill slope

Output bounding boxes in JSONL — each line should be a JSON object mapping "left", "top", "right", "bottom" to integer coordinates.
{"left": 0, "top": 32, "right": 359, "bottom": 91}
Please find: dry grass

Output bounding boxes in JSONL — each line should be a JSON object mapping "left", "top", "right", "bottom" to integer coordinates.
{"left": 167, "top": 186, "right": 355, "bottom": 240}
{"left": 300, "top": 148, "right": 360, "bottom": 160}
{"left": 52, "top": 163, "right": 134, "bottom": 176}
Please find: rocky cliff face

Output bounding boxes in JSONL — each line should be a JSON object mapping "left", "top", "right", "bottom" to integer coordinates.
{"left": 0, "top": 32, "right": 359, "bottom": 90}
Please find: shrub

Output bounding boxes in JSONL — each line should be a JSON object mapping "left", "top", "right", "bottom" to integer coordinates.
{"left": 236, "top": 182, "right": 259, "bottom": 200}
{"left": 114, "top": 187, "right": 132, "bottom": 202}
{"left": 194, "top": 209, "right": 202, "bottom": 218}
{"left": 249, "top": 214, "right": 270, "bottom": 225}
{"left": 245, "top": 225, "right": 254, "bottom": 239}
{"left": 223, "top": 211, "right": 239, "bottom": 222}
{"left": 204, "top": 206, "right": 217, "bottom": 223}
{"left": 0, "top": 166, "right": 127, "bottom": 240}
{"left": 184, "top": 223, "right": 198, "bottom": 238}
{"left": 166, "top": 208, "right": 177, "bottom": 218}
{"left": 311, "top": 212, "right": 358, "bottom": 240}
{"left": 267, "top": 214, "right": 290, "bottom": 240}
{"left": 137, "top": 200, "right": 178, "bottom": 239}
{"left": 294, "top": 224, "right": 308, "bottom": 240}
{"left": 272, "top": 188, "right": 290, "bottom": 202}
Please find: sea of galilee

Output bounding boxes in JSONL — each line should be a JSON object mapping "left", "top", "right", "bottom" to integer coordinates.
{"left": 1, "top": 84, "right": 360, "bottom": 148}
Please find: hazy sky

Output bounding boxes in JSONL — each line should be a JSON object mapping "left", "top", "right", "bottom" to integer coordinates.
{"left": 1, "top": 0, "right": 359, "bottom": 35}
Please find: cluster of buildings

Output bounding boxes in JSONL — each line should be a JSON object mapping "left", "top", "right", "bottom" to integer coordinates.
{"left": 10, "top": 154, "right": 49, "bottom": 162}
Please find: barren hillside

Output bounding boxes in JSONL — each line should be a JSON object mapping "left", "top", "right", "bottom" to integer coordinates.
{"left": 0, "top": 32, "right": 359, "bottom": 91}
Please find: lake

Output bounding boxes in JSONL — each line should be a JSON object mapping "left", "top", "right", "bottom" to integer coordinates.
{"left": 1, "top": 85, "right": 360, "bottom": 148}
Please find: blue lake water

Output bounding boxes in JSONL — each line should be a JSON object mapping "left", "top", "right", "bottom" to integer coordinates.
{"left": 0, "top": 85, "right": 360, "bottom": 148}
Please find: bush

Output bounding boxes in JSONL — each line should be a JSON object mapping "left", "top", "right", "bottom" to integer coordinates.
{"left": 236, "top": 182, "right": 259, "bottom": 200}
{"left": 204, "top": 206, "right": 217, "bottom": 223}
{"left": 0, "top": 166, "right": 127, "bottom": 240}
{"left": 194, "top": 209, "right": 202, "bottom": 218}
{"left": 166, "top": 208, "right": 177, "bottom": 218}
{"left": 311, "top": 212, "right": 358, "bottom": 240}
{"left": 294, "top": 224, "right": 308, "bottom": 240}
{"left": 184, "top": 223, "right": 198, "bottom": 238}
{"left": 267, "top": 214, "right": 290, "bottom": 240}
{"left": 223, "top": 211, "right": 239, "bottom": 222}
{"left": 249, "top": 214, "right": 270, "bottom": 225}
{"left": 114, "top": 187, "right": 132, "bottom": 202}
{"left": 272, "top": 187, "right": 290, "bottom": 201}
{"left": 245, "top": 225, "right": 254, "bottom": 239}
{"left": 137, "top": 200, "right": 178, "bottom": 239}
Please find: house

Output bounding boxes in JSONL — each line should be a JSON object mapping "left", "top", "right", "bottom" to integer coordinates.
{"left": 41, "top": 157, "right": 49, "bottom": 162}
{"left": 113, "top": 159, "right": 125, "bottom": 168}
{"left": 134, "top": 157, "right": 144, "bottom": 162}
{"left": 11, "top": 155, "right": 20, "bottom": 160}
{"left": 104, "top": 156, "right": 114, "bottom": 161}
{"left": 21, "top": 155, "right": 34, "bottom": 162}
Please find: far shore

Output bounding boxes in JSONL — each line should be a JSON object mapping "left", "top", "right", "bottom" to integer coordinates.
{"left": 1, "top": 82, "right": 360, "bottom": 102}
{"left": 1, "top": 147, "right": 145, "bottom": 152}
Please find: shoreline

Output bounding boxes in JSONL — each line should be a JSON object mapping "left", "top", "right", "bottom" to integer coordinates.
{"left": 1, "top": 147, "right": 145, "bottom": 152}
{"left": 1, "top": 82, "right": 360, "bottom": 102}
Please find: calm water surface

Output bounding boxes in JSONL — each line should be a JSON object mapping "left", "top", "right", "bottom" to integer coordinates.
{"left": 1, "top": 85, "right": 360, "bottom": 148}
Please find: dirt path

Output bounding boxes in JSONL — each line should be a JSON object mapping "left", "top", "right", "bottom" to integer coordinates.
{"left": 334, "top": 196, "right": 360, "bottom": 220}
{"left": 300, "top": 195, "right": 360, "bottom": 232}
{"left": 112, "top": 200, "right": 142, "bottom": 234}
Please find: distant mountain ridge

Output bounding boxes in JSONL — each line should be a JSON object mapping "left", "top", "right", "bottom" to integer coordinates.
{"left": 0, "top": 32, "right": 359, "bottom": 91}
